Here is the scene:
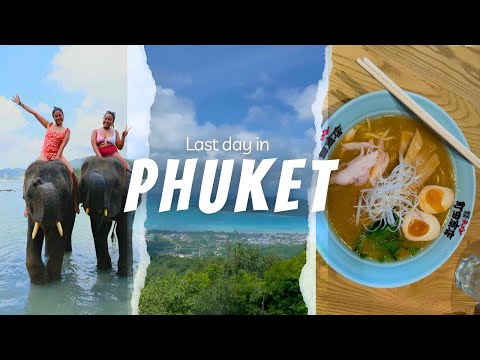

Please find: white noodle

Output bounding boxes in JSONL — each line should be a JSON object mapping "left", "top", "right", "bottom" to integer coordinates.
{"left": 345, "top": 127, "right": 357, "bottom": 142}
{"left": 355, "top": 153, "right": 420, "bottom": 232}
{"left": 364, "top": 132, "right": 396, "bottom": 141}
{"left": 355, "top": 194, "right": 362, "bottom": 226}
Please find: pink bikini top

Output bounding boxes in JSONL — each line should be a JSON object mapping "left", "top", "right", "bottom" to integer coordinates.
{"left": 97, "top": 129, "right": 116, "bottom": 145}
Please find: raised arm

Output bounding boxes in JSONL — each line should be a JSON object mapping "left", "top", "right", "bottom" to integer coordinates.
{"left": 91, "top": 129, "right": 103, "bottom": 157}
{"left": 12, "top": 94, "right": 50, "bottom": 129}
{"left": 116, "top": 127, "right": 129, "bottom": 150}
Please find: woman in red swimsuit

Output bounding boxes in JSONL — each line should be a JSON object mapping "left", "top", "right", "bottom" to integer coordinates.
{"left": 91, "top": 111, "right": 131, "bottom": 171}
{"left": 13, "top": 94, "right": 80, "bottom": 216}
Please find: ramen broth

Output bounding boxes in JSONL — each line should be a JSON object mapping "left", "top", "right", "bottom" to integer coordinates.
{"left": 326, "top": 115, "right": 455, "bottom": 262}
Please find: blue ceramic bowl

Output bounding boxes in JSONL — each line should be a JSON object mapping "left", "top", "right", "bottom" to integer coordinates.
{"left": 317, "top": 90, "right": 476, "bottom": 288}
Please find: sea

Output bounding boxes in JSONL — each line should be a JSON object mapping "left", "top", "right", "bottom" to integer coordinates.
{"left": 144, "top": 195, "right": 308, "bottom": 234}
{"left": 0, "top": 179, "right": 308, "bottom": 314}
{"left": 0, "top": 179, "right": 141, "bottom": 315}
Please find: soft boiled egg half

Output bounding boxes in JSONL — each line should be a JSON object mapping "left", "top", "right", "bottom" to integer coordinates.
{"left": 418, "top": 185, "right": 454, "bottom": 214}
{"left": 401, "top": 210, "right": 441, "bottom": 242}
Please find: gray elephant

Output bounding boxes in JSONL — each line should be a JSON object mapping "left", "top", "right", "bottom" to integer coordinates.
{"left": 78, "top": 156, "right": 135, "bottom": 276}
{"left": 23, "top": 160, "right": 77, "bottom": 285}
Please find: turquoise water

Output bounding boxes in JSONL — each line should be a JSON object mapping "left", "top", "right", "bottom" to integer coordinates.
{"left": 145, "top": 195, "right": 308, "bottom": 234}
{"left": 0, "top": 180, "right": 139, "bottom": 315}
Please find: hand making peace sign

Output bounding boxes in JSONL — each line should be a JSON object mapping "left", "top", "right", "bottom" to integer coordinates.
{"left": 122, "top": 125, "right": 132, "bottom": 138}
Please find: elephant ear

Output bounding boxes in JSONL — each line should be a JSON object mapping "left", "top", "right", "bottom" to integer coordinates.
{"left": 66, "top": 171, "right": 74, "bottom": 193}
{"left": 78, "top": 178, "right": 86, "bottom": 203}
{"left": 23, "top": 169, "right": 35, "bottom": 199}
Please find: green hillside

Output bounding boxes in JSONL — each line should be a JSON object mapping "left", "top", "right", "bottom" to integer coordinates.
{"left": 139, "top": 242, "right": 308, "bottom": 315}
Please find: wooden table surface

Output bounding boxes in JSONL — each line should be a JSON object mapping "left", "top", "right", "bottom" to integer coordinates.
{"left": 317, "top": 45, "right": 480, "bottom": 315}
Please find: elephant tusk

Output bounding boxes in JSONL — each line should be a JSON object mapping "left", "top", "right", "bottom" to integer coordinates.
{"left": 86, "top": 207, "right": 90, "bottom": 215}
{"left": 56, "top": 221, "right": 63, "bottom": 237}
{"left": 104, "top": 209, "right": 108, "bottom": 217}
{"left": 32, "top": 222, "right": 40, "bottom": 240}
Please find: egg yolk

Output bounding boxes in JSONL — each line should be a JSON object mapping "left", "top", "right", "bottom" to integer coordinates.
{"left": 426, "top": 189, "right": 444, "bottom": 212}
{"left": 408, "top": 219, "right": 430, "bottom": 237}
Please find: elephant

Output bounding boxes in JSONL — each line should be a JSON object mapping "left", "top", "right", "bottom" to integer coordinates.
{"left": 23, "top": 160, "right": 76, "bottom": 285}
{"left": 78, "top": 156, "right": 136, "bottom": 276}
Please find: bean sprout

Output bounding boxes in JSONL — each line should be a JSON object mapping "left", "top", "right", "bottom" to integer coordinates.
{"left": 355, "top": 154, "right": 420, "bottom": 232}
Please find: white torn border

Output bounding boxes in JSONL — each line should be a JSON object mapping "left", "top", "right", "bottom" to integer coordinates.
{"left": 300, "top": 45, "right": 332, "bottom": 315}
{"left": 128, "top": 45, "right": 157, "bottom": 315}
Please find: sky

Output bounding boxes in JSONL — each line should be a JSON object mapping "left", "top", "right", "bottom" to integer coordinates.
{"left": 0, "top": 45, "right": 127, "bottom": 169}
{"left": 145, "top": 45, "right": 326, "bottom": 199}
{"left": 0, "top": 45, "right": 326, "bottom": 199}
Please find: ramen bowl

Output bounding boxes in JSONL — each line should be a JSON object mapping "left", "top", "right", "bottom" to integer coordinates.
{"left": 317, "top": 90, "right": 475, "bottom": 288}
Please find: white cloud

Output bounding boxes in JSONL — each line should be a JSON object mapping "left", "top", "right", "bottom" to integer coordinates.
{"left": 304, "top": 127, "right": 316, "bottom": 142}
{"left": 243, "top": 105, "right": 295, "bottom": 129}
{"left": 278, "top": 84, "right": 317, "bottom": 121}
{"left": 46, "top": 45, "right": 130, "bottom": 162}
{"left": 158, "top": 87, "right": 175, "bottom": 96}
{"left": 0, "top": 96, "right": 27, "bottom": 132}
{"left": 0, "top": 97, "right": 37, "bottom": 168}
{"left": 0, "top": 46, "right": 145, "bottom": 169}
{"left": 244, "top": 106, "right": 266, "bottom": 123}
{"left": 148, "top": 85, "right": 315, "bottom": 198}
{"left": 246, "top": 87, "right": 264, "bottom": 100}
{"left": 36, "top": 102, "right": 52, "bottom": 118}
{"left": 149, "top": 85, "right": 260, "bottom": 158}
{"left": 127, "top": 45, "right": 156, "bottom": 316}
{"left": 170, "top": 72, "right": 192, "bottom": 86}
{"left": 48, "top": 45, "right": 127, "bottom": 112}
{"left": 0, "top": 135, "right": 44, "bottom": 168}
{"left": 259, "top": 72, "right": 272, "bottom": 83}
{"left": 62, "top": 108, "right": 106, "bottom": 160}
{"left": 126, "top": 45, "right": 157, "bottom": 160}
{"left": 0, "top": 99, "right": 44, "bottom": 167}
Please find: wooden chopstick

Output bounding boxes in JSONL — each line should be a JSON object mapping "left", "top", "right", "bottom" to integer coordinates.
{"left": 356, "top": 57, "right": 480, "bottom": 170}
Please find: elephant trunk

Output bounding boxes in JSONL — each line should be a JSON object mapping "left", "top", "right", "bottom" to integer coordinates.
{"left": 28, "top": 178, "right": 63, "bottom": 238}
{"left": 84, "top": 172, "right": 110, "bottom": 213}
{"left": 40, "top": 186, "right": 60, "bottom": 225}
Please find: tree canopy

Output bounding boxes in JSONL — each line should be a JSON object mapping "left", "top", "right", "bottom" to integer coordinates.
{"left": 139, "top": 242, "right": 307, "bottom": 315}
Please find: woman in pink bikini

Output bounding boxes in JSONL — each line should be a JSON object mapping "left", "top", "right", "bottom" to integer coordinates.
{"left": 91, "top": 111, "right": 131, "bottom": 171}
{"left": 13, "top": 94, "right": 80, "bottom": 216}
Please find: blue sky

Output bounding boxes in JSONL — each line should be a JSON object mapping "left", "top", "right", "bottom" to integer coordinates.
{"left": 146, "top": 45, "right": 325, "bottom": 132}
{"left": 0, "top": 46, "right": 74, "bottom": 112}
{"left": 145, "top": 45, "right": 326, "bottom": 199}
{"left": 0, "top": 45, "right": 326, "bottom": 198}
{"left": 0, "top": 45, "right": 127, "bottom": 169}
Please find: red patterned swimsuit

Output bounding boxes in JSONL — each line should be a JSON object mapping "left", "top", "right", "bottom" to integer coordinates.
{"left": 41, "top": 123, "right": 68, "bottom": 160}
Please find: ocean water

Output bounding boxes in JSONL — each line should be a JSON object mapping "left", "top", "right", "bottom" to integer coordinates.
{"left": 0, "top": 179, "right": 307, "bottom": 314}
{"left": 144, "top": 195, "right": 308, "bottom": 234}
{"left": 0, "top": 180, "right": 140, "bottom": 315}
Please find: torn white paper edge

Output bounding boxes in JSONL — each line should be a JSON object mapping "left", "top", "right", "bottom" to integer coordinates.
{"left": 300, "top": 45, "right": 332, "bottom": 315}
{"left": 128, "top": 45, "right": 157, "bottom": 315}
